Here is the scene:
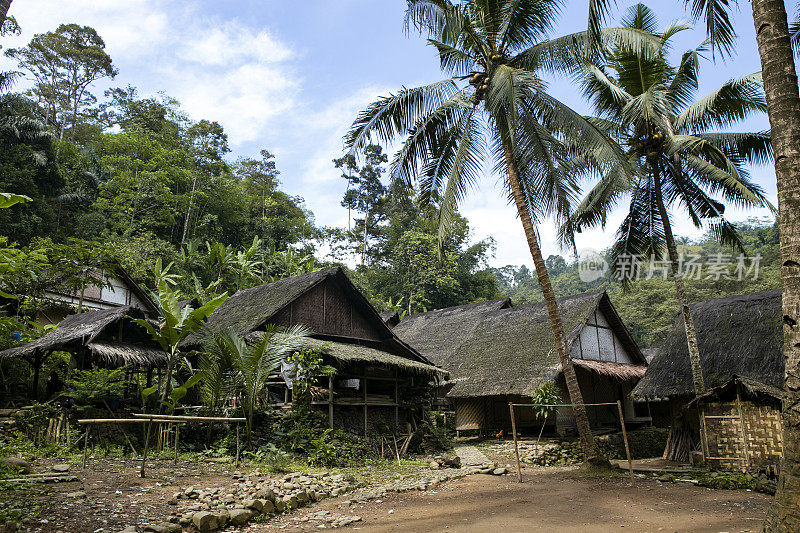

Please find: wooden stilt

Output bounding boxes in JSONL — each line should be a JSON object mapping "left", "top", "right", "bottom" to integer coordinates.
{"left": 235, "top": 425, "right": 240, "bottom": 467}
{"left": 174, "top": 425, "right": 179, "bottom": 464}
{"left": 616, "top": 400, "right": 634, "bottom": 485}
{"left": 82, "top": 426, "right": 90, "bottom": 469}
{"left": 328, "top": 375, "right": 334, "bottom": 429}
{"left": 509, "top": 403, "right": 522, "bottom": 483}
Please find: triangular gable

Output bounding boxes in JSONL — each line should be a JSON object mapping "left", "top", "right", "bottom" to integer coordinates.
{"left": 567, "top": 293, "right": 645, "bottom": 365}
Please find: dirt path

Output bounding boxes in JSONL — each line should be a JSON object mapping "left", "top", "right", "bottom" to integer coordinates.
{"left": 263, "top": 469, "right": 769, "bottom": 533}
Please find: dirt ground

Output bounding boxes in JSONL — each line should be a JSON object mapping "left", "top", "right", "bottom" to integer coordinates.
{"left": 7, "top": 458, "right": 771, "bottom": 532}
{"left": 259, "top": 469, "right": 770, "bottom": 533}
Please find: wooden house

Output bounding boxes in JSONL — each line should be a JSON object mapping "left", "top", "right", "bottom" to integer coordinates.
{"left": 38, "top": 265, "right": 157, "bottom": 325}
{"left": 0, "top": 306, "right": 168, "bottom": 399}
{"left": 391, "top": 291, "right": 648, "bottom": 435}
{"left": 182, "top": 267, "right": 445, "bottom": 435}
{"left": 633, "top": 290, "right": 784, "bottom": 473}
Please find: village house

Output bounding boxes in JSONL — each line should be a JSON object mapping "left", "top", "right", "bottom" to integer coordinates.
{"left": 0, "top": 306, "right": 168, "bottom": 400}
{"left": 36, "top": 265, "right": 158, "bottom": 325}
{"left": 391, "top": 291, "right": 649, "bottom": 435}
{"left": 633, "top": 290, "right": 784, "bottom": 474}
{"left": 181, "top": 267, "right": 445, "bottom": 435}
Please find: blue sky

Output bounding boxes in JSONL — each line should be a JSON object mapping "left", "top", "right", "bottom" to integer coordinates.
{"left": 1, "top": 0, "right": 776, "bottom": 268}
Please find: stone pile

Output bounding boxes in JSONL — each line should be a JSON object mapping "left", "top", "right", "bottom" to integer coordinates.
{"left": 139, "top": 470, "right": 356, "bottom": 532}
{"left": 487, "top": 440, "right": 584, "bottom": 467}
{"left": 294, "top": 510, "right": 362, "bottom": 528}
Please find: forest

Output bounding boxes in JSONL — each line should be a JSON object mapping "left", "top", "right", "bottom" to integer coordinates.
{"left": 1, "top": 0, "right": 799, "bottom": 530}
{"left": 0, "top": 14, "right": 784, "bottom": 393}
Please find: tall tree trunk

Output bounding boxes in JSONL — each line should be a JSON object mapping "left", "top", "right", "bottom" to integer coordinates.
{"left": 0, "top": 0, "right": 11, "bottom": 27}
{"left": 500, "top": 134, "right": 604, "bottom": 464}
{"left": 652, "top": 165, "right": 705, "bottom": 394}
{"left": 182, "top": 172, "right": 198, "bottom": 245}
{"left": 750, "top": 0, "right": 800, "bottom": 529}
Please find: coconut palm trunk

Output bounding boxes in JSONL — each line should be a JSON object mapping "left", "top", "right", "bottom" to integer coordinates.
{"left": 748, "top": 0, "right": 800, "bottom": 529}
{"left": 0, "top": 0, "right": 11, "bottom": 27}
{"left": 502, "top": 137, "right": 604, "bottom": 462}
{"left": 651, "top": 165, "right": 705, "bottom": 394}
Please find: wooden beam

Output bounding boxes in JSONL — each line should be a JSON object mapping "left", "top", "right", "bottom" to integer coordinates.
{"left": 616, "top": 400, "right": 634, "bottom": 485}
{"left": 328, "top": 375, "right": 334, "bottom": 429}
{"left": 509, "top": 403, "right": 522, "bottom": 483}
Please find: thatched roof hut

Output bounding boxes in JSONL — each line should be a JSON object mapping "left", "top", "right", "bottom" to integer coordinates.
{"left": 183, "top": 267, "right": 429, "bottom": 364}
{"left": 394, "top": 291, "right": 644, "bottom": 398}
{"left": 633, "top": 289, "right": 783, "bottom": 401}
{"left": 0, "top": 305, "right": 167, "bottom": 367}
{"left": 392, "top": 291, "right": 647, "bottom": 432}
{"left": 187, "top": 267, "right": 444, "bottom": 434}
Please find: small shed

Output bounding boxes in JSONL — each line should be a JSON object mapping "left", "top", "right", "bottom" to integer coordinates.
{"left": 392, "top": 291, "right": 648, "bottom": 435}
{"left": 183, "top": 267, "right": 445, "bottom": 435}
{"left": 633, "top": 289, "right": 784, "bottom": 472}
{"left": 0, "top": 306, "right": 168, "bottom": 398}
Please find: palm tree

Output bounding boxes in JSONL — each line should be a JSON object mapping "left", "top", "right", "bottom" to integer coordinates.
{"left": 587, "top": 0, "right": 800, "bottom": 527}
{"left": 566, "top": 4, "right": 773, "bottom": 397}
{"left": 198, "top": 331, "right": 238, "bottom": 445}
{"left": 0, "top": 0, "right": 12, "bottom": 28}
{"left": 344, "top": 0, "right": 656, "bottom": 463}
{"left": 228, "top": 325, "right": 310, "bottom": 448}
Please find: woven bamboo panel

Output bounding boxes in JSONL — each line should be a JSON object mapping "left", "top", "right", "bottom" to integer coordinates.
{"left": 454, "top": 398, "right": 484, "bottom": 431}
{"left": 703, "top": 401, "right": 782, "bottom": 474}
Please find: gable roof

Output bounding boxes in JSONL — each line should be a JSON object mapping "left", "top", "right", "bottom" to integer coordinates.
{"left": 184, "top": 267, "right": 430, "bottom": 364}
{"left": 0, "top": 306, "right": 167, "bottom": 366}
{"left": 632, "top": 289, "right": 783, "bottom": 401}
{"left": 393, "top": 291, "right": 644, "bottom": 398}
{"left": 391, "top": 298, "right": 512, "bottom": 365}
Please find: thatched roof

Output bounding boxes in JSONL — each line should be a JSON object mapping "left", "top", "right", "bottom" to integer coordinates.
{"left": 380, "top": 311, "right": 400, "bottom": 329}
{"left": 184, "top": 267, "right": 433, "bottom": 366}
{"left": 391, "top": 298, "right": 511, "bottom": 367}
{"left": 185, "top": 269, "right": 335, "bottom": 343}
{"left": 246, "top": 333, "right": 444, "bottom": 378}
{"left": 566, "top": 359, "right": 646, "bottom": 381}
{"left": 393, "top": 291, "right": 645, "bottom": 398}
{"left": 686, "top": 375, "right": 786, "bottom": 407}
{"left": 633, "top": 290, "right": 783, "bottom": 401}
{"left": 0, "top": 306, "right": 167, "bottom": 366}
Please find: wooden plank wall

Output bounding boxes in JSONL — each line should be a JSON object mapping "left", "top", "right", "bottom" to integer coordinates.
{"left": 271, "top": 278, "right": 382, "bottom": 341}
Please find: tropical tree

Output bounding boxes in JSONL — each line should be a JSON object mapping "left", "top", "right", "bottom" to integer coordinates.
{"left": 587, "top": 0, "right": 800, "bottom": 527}
{"left": 132, "top": 259, "right": 227, "bottom": 477}
{"left": 565, "top": 4, "right": 773, "bottom": 396}
{"left": 203, "top": 325, "right": 310, "bottom": 448}
{"left": 0, "top": 1, "right": 12, "bottom": 28}
{"left": 344, "top": 0, "right": 655, "bottom": 463}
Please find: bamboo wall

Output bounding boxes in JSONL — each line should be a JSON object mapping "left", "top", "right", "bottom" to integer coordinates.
{"left": 703, "top": 399, "right": 783, "bottom": 474}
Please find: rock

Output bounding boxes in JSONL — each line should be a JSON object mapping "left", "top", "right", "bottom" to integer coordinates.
{"left": 51, "top": 463, "right": 70, "bottom": 473}
{"left": 755, "top": 476, "right": 777, "bottom": 495}
{"left": 229, "top": 508, "right": 254, "bottom": 526}
{"left": 256, "top": 487, "right": 275, "bottom": 501}
{"left": 492, "top": 467, "right": 507, "bottom": 475}
{"left": 215, "top": 510, "right": 229, "bottom": 528}
{"left": 192, "top": 511, "right": 218, "bottom": 532}
{"left": 441, "top": 454, "right": 461, "bottom": 468}
{"left": 260, "top": 499, "right": 276, "bottom": 514}
{"left": 429, "top": 461, "right": 440, "bottom": 470}
{"left": 274, "top": 499, "right": 286, "bottom": 513}
{"left": 296, "top": 490, "right": 309, "bottom": 505}
{"left": 66, "top": 491, "right": 86, "bottom": 498}
{"left": 2, "top": 457, "right": 31, "bottom": 474}
{"left": 243, "top": 499, "right": 263, "bottom": 512}
{"left": 144, "top": 524, "right": 180, "bottom": 533}
{"left": 119, "top": 527, "right": 137, "bottom": 533}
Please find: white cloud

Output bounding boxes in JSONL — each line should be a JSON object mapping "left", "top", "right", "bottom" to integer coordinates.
{"left": 2, "top": 1, "right": 297, "bottom": 148}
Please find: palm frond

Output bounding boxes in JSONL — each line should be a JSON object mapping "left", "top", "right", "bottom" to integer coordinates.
{"left": 684, "top": 0, "right": 737, "bottom": 59}
{"left": 674, "top": 72, "right": 766, "bottom": 132}
{"left": 344, "top": 79, "right": 460, "bottom": 156}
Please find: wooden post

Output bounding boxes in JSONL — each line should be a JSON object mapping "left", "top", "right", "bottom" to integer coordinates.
{"left": 363, "top": 374, "right": 368, "bottom": 437}
{"left": 328, "top": 375, "right": 334, "bottom": 429}
{"left": 509, "top": 403, "right": 522, "bottom": 483}
{"left": 699, "top": 405, "right": 710, "bottom": 461}
{"left": 235, "top": 425, "right": 240, "bottom": 467}
{"left": 82, "top": 426, "right": 90, "bottom": 469}
{"left": 616, "top": 400, "right": 634, "bottom": 485}
{"left": 174, "top": 425, "right": 179, "bottom": 464}
{"left": 735, "top": 384, "right": 751, "bottom": 471}
{"left": 394, "top": 371, "right": 399, "bottom": 430}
